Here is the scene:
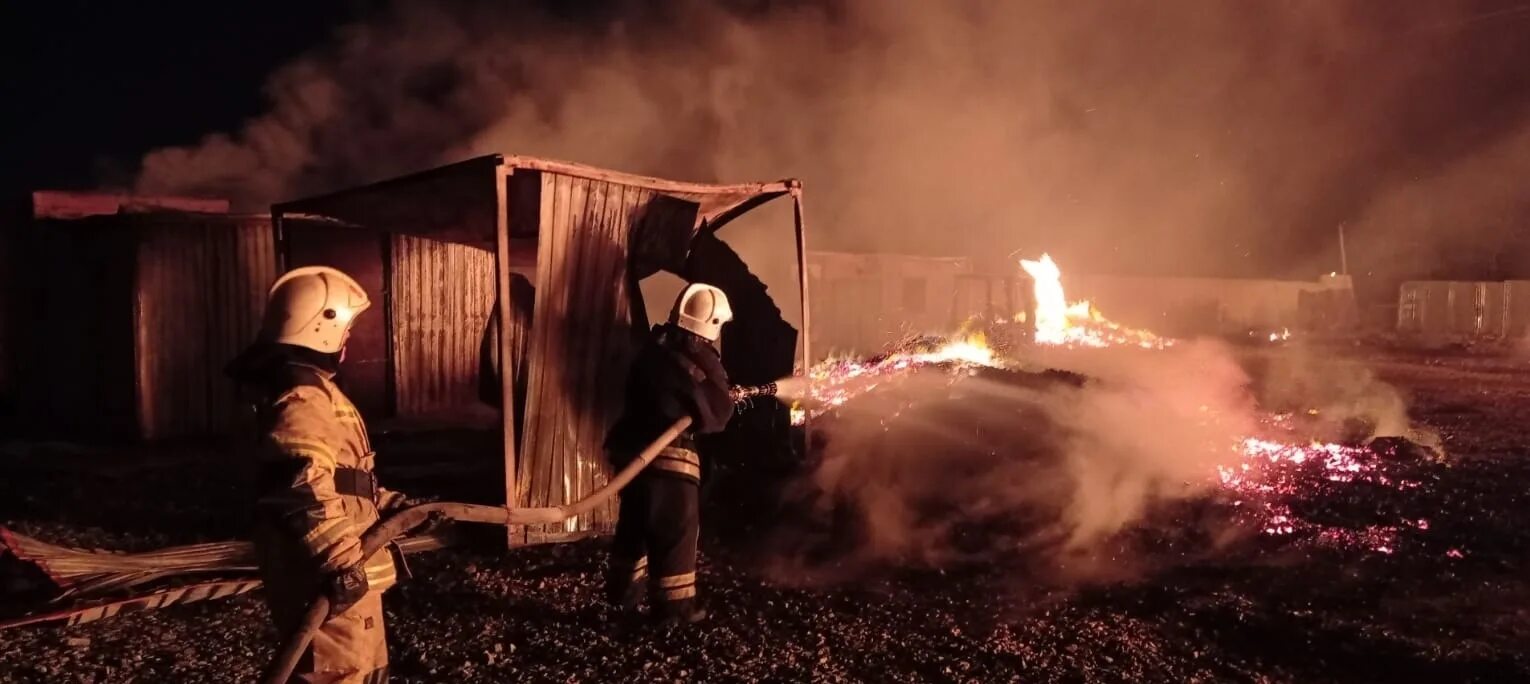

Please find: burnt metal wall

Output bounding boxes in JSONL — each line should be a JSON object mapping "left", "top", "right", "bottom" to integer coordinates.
{"left": 516, "top": 172, "right": 699, "bottom": 541}
{"left": 135, "top": 217, "right": 277, "bottom": 439}
{"left": 389, "top": 234, "right": 498, "bottom": 418}
{"left": 12, "top": 213, "right": 275, "bottom": 441}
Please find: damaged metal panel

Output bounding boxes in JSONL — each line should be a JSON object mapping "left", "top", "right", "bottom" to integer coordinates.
{"left": 518, "top": 174, "right": 689, "bottom": 541}
{"left": 389, "top": 234, "right": 497, "bottom": 419}
{"left": 135, "top": 217, "right": 276, "bottom": 439}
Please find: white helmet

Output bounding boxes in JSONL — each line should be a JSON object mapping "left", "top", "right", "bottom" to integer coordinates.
{"left": 670, "top": 283, "right": 732, "bottom": 342}
{"left": 260, "top": 266, "right": 371, "bottom": 354}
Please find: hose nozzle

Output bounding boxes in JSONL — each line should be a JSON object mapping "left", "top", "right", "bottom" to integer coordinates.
{"left": 729, "top": 382, "right": 779, "bottom": 404}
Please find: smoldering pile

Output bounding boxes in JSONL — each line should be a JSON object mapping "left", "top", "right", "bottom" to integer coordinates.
{"left": 769, "top": 336, "right": 1452, "bottom": 583}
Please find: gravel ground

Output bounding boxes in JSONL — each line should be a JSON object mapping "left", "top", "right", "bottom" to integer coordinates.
{"left": 2, "top": 347, "right": 1529, "bottom": 683}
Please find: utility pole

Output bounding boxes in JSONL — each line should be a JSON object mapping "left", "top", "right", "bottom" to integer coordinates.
{"left": 1338, "top": 223, "right": 1349, "bottom": 276}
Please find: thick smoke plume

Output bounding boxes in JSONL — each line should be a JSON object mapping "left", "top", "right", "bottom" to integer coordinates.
{"left": 134, "top": 0, "right": 1530, "bottom": 281}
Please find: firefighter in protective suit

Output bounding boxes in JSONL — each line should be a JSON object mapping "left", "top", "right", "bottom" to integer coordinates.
{"left": 227, "top": 266, "right": 406, "bottom": 683}
{"left": 605, "top": 283, "right": 736, "bottom": 625}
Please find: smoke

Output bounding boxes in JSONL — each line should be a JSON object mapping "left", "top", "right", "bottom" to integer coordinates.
{"left": 1349, "top": 118, "right": 1530, "bottom": 280}
{"left": 132, "top": 0, "right": 1530, "bottom": 280}
{"left": 1039, "top": 341, "right": 1257, "bottom": 546}
{"left": 1252, "top": 343, "right": 1442, "bottom": 451}
{"left": 774, "top": 340, "right": 1256, "bottom": 577}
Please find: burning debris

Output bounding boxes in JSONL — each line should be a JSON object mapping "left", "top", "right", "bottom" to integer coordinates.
{"left": 1215, "top": 416, "right": 1441, "bottom": 556}
{"left": 788, "top": 252, "right": 1446, "bottom": 566}
{"left": 788, "top": 254, "right": 1160, "bottom": 423}
{"left": 1019, "top": 254, "right": 1170, "bottom": 350}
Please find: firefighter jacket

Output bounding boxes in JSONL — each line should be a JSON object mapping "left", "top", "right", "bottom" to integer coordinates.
{"left": 605, "top": 324, "right": 734, "bottom": 466}
{"left": 244, "top": 356, "right": 397, "bottom": 591}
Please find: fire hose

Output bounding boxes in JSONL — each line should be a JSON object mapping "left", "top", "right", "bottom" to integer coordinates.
{"left": 260, "top": 416, "right": 692, "bottom": 684}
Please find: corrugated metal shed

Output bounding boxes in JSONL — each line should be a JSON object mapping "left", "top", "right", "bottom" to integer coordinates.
{"left": 1397, "top": 280, "right": 1530, "bottom": 339}
{"left": 273, "top": 155, "right": 806, "bottom": 544}
{"left": 12, "top": 196, "right": 275, "bottom": 440}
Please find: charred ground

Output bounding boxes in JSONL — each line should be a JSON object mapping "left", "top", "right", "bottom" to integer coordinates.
{"left": 1, "top": 347, "right": 1528, "bottom": 683}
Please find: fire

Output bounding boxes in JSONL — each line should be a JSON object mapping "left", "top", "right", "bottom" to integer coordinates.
{"left": 788, "top": 329, "right": 1432, "bottom": 557}
{"left": 1018, "top": 253, "right": 1168, "bottom": 349}
{"left": 1213, "top": 415, "right": 1433, "bottom": 555}
{"left": 912, "top": 331, "right": 996, "bottom": 367}
{"left": 788, "top": 332, "right": 998, "bottom": 425}
{"left": 785, "top": 248, "right": 1436, "bottom": 558}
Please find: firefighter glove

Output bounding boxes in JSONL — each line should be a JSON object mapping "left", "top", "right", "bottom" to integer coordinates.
{"left": 325, "top": 562, "right": 369, "bottom": 618}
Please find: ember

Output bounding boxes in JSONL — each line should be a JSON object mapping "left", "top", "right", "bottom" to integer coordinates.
{"left": 1214, "top": 415, "right": 1434, "bottom": 555}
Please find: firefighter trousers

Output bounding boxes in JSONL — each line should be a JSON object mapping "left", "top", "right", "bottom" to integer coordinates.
{"left": 607, "top": 470, "right": 700, "bottom": 616}
{"left": 255, "top": 527, "right": 389, "bottom": 683}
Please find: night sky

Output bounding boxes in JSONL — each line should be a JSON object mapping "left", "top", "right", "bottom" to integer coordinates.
{"left": 8, "top": 1, "right": 1530, "bottom": 283}
{"left": 7, "top": 0, "right": 363, "bottom": 196}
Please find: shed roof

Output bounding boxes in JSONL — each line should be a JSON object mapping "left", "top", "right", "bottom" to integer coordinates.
{"left": 32, "top": 191, "right": 230, "bottom": 220}
{"left": 272, "top": 154, "right": 797, "bottom": 250}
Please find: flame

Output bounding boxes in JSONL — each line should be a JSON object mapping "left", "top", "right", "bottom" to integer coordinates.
{"left": 913, "top": 331, "right": 995, "bottom": 367}
{"left": 1018, "top": 254, "right": 1169, "bottom": 349}
{"left": 789, "top": 332, "right": 997, "bottom": 425}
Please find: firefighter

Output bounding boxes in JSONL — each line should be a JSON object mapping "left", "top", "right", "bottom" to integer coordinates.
{"left": 604, "top": 282, "right": 736, "bottom": 625}
{"left": 227, "top": 266, "right": 406, "bottom": 683}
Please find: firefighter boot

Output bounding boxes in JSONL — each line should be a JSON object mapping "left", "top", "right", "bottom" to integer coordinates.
{"left": 650, "top": 570, "right": 707, "bottom": 626}
{"left": 604, "top": 555, "right": 648, "bottom": 612}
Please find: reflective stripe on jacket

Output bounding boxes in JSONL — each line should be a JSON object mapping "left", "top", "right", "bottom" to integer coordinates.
{"left": 257, "top": 364, "right": 396, "bottom": 590}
